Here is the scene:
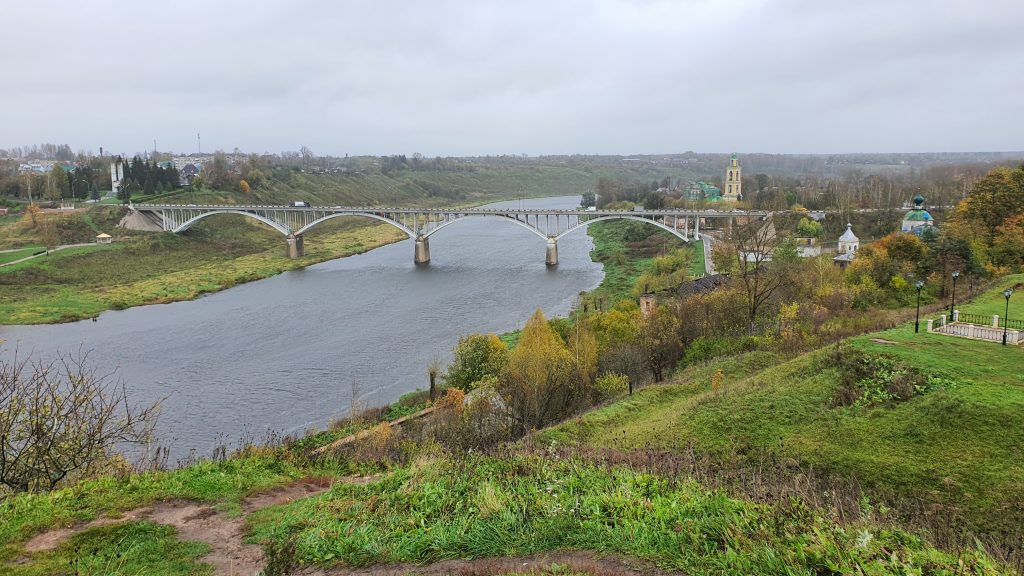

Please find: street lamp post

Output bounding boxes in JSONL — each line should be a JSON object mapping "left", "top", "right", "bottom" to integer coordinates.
{"left": 1004, "top": 288, "right": 1013, "bottom": 346}
{"left": 915, "top": 280, "right": 924, "bottom": 333}
{"left": 949, "top": 271, "right": 960, "bottom": 322}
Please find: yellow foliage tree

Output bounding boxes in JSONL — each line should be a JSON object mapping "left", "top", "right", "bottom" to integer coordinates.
{"left": 500, "top": 309, "right": 580, "bottom": 434}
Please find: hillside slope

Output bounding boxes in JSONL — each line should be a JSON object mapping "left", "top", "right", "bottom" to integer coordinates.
{"left": 541, "top": 275, "right": 1024, "bottom": 549}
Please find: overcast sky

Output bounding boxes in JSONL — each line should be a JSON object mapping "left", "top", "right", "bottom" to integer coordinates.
{"left": 1, "top": 0, "right": 1022, "bottom": 157}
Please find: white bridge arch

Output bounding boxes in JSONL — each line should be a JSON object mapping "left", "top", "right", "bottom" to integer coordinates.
{"left": 132, "top": 203, "right": 759, "bottom": 269}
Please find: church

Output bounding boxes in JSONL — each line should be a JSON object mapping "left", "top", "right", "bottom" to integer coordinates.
{"left": 723, "top": 154, "right": 741, "bottom": 201}
{"left": 900, "top": 194, "right": 935, "bottom": 234}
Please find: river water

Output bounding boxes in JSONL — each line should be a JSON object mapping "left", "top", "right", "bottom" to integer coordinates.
{"left": 0, "top": 196, "right": 602, "bottom": 461}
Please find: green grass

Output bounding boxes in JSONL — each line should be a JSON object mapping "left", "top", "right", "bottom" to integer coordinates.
{"left": 540, "top": 278, "right": 1024, "bottom": 542}
{"left": 585, "top": 221, "right": 692, "bottom": 306}
{"left": 0, "top": 451, "right": 332, "bottom": 564}
{"left": 0, "top": 215, "right": 405, "bottom": 324}
{"left": 245, "top": 453, "right": 1004, "bottom": 574}
{"left": 689, "top": 239, "right": 706, "bottom": 277}
{"left": 0, "top": 246, "right": 44, "bottom": 265}
{"left": 957, "top": 274, "right": 1024, "bottom": 319}
{"left": 7, "top": 521, "right": 213, "bottom": 576}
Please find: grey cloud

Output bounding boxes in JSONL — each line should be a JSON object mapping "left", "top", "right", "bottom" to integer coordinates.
{"left": 0, "top": 0, "right": 1021, "bottom": 156}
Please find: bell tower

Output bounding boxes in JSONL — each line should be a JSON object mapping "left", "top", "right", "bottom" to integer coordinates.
{"left": 723, "top": 154, "right": 741, "bottom": 201}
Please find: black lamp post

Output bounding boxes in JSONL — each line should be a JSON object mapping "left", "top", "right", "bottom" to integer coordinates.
{"left": 949, "top": 271, "right": 960, "bottom": 322}
{"left": 915, "top": 280, "right": 924, "bottom": 333}
{"left": 1004, "top": 288, "right": 1013, "bottom": 346}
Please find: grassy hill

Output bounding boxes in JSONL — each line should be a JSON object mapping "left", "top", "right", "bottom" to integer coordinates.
{"left": 3, "top": 280, "right": 1020, "bottom": 574}
{"left": 154, "top": 165, "right": 612, "bottom": 207}
{"left": 539, "top": 275, "right": 1024, "bottom": 556}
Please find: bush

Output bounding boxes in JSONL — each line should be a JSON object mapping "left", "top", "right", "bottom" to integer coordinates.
{"left": 593, "top": 373, "right": 629, "bottom": 402}
{"left": 0, "top": 350, "right": 159, "bottom": 493}
{"left": 824, "top": 346, "right": 950, "bottom": 409}
{"left": 683, "top": 336, "right": 753, "bottom": 366}
{"left": 444, "top": 334, "right": 508, "bottom": 392}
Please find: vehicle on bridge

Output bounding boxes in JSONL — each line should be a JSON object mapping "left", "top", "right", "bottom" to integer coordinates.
{"left": 291, "top": 201, "right": 310, "bottom": 207}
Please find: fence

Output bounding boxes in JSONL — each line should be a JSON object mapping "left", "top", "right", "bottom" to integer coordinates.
{"left": 935, "top": 321, "right": 1022, "bottom": 345}
{"left": 956, "top": 311, "right": 1024, "bottom": 330}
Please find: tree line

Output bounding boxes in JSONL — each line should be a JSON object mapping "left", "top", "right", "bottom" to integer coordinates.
{"left": 115, "top": 156, "right": 181, "bottom": 201}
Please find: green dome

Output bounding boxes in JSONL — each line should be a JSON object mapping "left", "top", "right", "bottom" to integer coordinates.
{"left": 913, "top": 194, "right": 925, "bottom": 206}
{"left": 904, "top": 209, "right": 933, "bottom": 222}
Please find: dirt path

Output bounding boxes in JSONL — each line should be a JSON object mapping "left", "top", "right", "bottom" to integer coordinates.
{"left": 297, "top": 550, "right": 679, "bottom": 576}
{"left": 19, "top": 476, "right": 676, "bottom": 576}
{"left": 21, "top": 475, "right": 376, "bottom": 575}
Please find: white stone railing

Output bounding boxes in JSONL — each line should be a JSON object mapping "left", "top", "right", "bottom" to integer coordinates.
{"left": 930, "top": 310, "right": 1022, "bottom": 345}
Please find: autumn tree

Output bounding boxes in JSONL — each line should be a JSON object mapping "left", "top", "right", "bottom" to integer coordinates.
{"left": 202, "top": 151, "right": 233, "bottom": 190}
{"left": 796, "top": 217, "right": 823, "bottom": 238}
{"left": 954, "top": 165, "right": 1024, "bottom": 240}
{"left": 45, "top": 165, "right": 68, "bottom": 201}
{"left": 638, "top": 306, "right": 682, "bottom": 382}
{"left": 499, "top": 309, "right": 582, "bottom": 435}
{"left": 444, "top": 334, "right": 508, "bottom": 392}
{"left": 991, "top": 214, "right": 1024, "bottom": 272}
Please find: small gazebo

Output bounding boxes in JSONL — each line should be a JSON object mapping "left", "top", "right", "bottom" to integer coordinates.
{"left": 95, "top": 233, "right": 112, "bottom": 244}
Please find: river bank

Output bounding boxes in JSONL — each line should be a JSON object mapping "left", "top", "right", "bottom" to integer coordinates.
{"left": 0, "top": 190, "right": 569, "bottom": 326}
{"left": 0, "top": 217, "right": 407, "bottom": 325}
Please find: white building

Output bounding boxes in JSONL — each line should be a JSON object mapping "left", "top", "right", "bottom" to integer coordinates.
{"left": 833, "top": 223, "right": 859, "bottom": 268}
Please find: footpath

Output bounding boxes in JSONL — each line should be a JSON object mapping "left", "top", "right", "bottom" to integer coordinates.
{"left": 0, "top": 243, "right": 93, "bottom": 268}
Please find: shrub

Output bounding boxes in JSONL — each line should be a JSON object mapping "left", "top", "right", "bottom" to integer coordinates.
{"left": 0, "top": 350, "right": 159, "bottom": 493}
{"left": 593, "top": 373, "right": 629, "bottom": 402}
{"left": 825, "top": 346, "right": 950, "bottom": 409}
{"left": 444, "top": 334, "right": 509, "bottom": 392}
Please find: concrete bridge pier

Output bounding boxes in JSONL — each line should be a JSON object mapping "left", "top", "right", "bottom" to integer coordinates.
{"left": 414, "top": 235, "right": 430, "bottom": 264}
{"left": 546, "top": 237, "right": 558, "bottom": 266}
{"left": 286, "top": 234, "right": 305, "bottom": 258}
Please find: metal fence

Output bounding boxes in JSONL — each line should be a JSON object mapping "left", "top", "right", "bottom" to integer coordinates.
{"left": 958, "top": 312, "right": 992, "bottom": 325}
{"left": 956, "top": 312, "right": 1024, "bottom": 330}
{"left": 1003, "top": 317, "right": 1024, "bottom": 330}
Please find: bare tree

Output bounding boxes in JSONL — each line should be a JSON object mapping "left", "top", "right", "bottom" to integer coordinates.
{"left": 730, "top": 214, "right": 786, "bottom": 332}
{"left": 0, "top": 350, "right": 159, "bottom": 493}
{"left": 427, "top": 358, "right": 442, "bottom": 402}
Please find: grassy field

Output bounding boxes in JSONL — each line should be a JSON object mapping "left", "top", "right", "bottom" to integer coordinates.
{"left": 540, "top": 276, "right": 1024, "bottom": 550}
{"left": 0, "top": 215, "right": 405, "bottom": 324}
{"left": 245, "top": 452, "right": 1001, "bottom": 574}
{"left": 0, "top": 246, "right": 44, "bottom": 265}
{"left": 956, "top": 274, "right": 1024, "bottom": 319}
{"left": 585, "top": 220, "right": 695, "bottom": 306}
{"left": 1, "top": 446, "right": 1006, "bottom": 575}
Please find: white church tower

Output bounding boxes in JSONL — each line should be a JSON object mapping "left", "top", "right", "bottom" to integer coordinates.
{"left": 723, "top": 154, "right": 741, "bottom": 201}
{"left": 109, "top": 160, "right": 124, "bottom": 196}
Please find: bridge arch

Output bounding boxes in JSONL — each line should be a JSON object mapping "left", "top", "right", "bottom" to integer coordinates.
{"left": 173, "top": 210, "right": 292, "bottom": 236}
{"left": 294, "top": 212, "right": 416, "bottom": 238}
{"left": 421, "top": 214, "right": 549, "bottom": 241}
{"left": 554, "top": 215, "right": 690, "bottom": 242}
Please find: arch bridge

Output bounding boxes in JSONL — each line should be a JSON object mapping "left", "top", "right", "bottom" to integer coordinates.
{"left": 131, "top": 203, "right": 764, "bottom": 266}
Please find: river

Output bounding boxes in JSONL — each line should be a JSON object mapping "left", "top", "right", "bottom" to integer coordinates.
{"left": 0, "top": 195, "right": 603, "bottom": 461}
